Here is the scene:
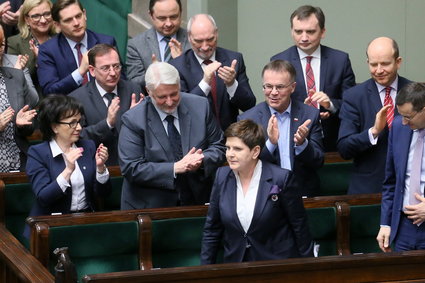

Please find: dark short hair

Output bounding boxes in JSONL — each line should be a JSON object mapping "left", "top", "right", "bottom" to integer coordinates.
{"left": 224, "top": 119, "right": 265, "bottom": 151}
{"left": 88, "top": 44, "right": 119, "bottom": 66}
{"left": 38, "top": 95, "right": 84, "bottom": 141}
{"left": 396, "top": 82, "right": 425, "bottom": 112}
{"left": 52, "top": 0, "right": 84, "bottom": 22}
{"left": 262, "top": 60, "right": 296, "bottom": 83}
{"left": 290, "top": 5, "right": 325, "bottom": 30}
{"left": 149, "top": 0, "right": 182, "bottom": 14}
{"left": 366, "top": 37, "right": 400, "bottom": 60}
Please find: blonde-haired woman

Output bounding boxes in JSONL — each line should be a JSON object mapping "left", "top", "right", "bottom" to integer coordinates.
{"left": 7, "top": 0, "right": 56, "bottom": 95}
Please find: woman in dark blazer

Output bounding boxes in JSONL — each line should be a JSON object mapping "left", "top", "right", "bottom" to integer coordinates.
{"left": 25, "top": 95, "right": 111, "bottom": 222}
{"left": 201, "top": 119, "right": 313, "bottom": 264}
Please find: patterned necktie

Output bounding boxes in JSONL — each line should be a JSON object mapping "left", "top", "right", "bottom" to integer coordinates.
{"left": 384, "top": 87, "right": 394, "bottom": 128}
{"left": 165, "top": 115, "right": 183, "bottom": 161}
{"left": 163, "top": 36, "right": 171, "bottom": 62}
{"left": 203, "top": 60, "right": 220, "bottom": 120}
{"left": 410, "top": 129, "right": 425, "bottom": 205}
{"left": 75, "top": 43, "right": 88, "bottom": 85}
{"left": 305, "top": 56, "right": 318, "bottom": 108}
{"left": 104, "top": 93, "right": 115, "bottom": 107}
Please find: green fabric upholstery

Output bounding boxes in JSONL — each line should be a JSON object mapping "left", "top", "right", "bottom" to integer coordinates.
{"left": 318, "top": 162, "right": 353, "bottom": 196}
{"left": 5, "top": 183, "right": 34, "bottom": 248}
{"left": 48, "top": 221, "right": 139, "bottom": 282}
{"left": 101, "top": 176, "right": 123, "bottom": 211}
{"left": 350, "top": 204, "right": 381, "bottom": 254}
{"left": 152, "top": 217, "right": 212, "bottom": 268}
{"left": 306, "top": 207, "right": 337, "bottom": 256}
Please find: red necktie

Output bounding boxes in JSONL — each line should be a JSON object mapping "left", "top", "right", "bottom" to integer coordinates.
{"left": 306, "top": 56, "right": 318, "bottom": 108}
{"left": 203, "top": 60, "right": 220, "bottom": 120}
{"left": 75, "top": 43, "right": 88, "bottom": 85}
{"left": 384, "top": 87, "right": 394, "bottom": 128}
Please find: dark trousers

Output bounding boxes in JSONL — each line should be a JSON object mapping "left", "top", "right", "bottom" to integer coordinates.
{"left": 394, "top": 214, "right": 425, "bottom": 251}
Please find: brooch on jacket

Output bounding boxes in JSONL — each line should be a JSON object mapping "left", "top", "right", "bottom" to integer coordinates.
{"left": 269, "top": 185, "right": 282, "bottom": 202}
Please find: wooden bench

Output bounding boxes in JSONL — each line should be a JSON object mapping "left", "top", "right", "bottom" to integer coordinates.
{"left": 81, "top": 250, "right": 425, "bottom": 283}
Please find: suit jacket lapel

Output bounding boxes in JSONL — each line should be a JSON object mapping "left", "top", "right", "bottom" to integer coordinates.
{"left": 368, "top": 80, "right": 383, "bottom": 114}
{"left": 188, "top": 51, "right": 204, "bottom": 89}
{"left": 178, "top": 103, "right": 190, "bottom": 154}
{"left": 58, "top": 34, "right": 78, "bottom": 74}
{"left": 224, "top": 170, "right": 245, "bottom": 232}
{"left": 147, "top": 28, "right": 161, "bottom": 61}
{"left": 398, "top": 126, "right": 413, "bottom": 181}
{"left": 249, "top": 164, "right": 273, "bottom": 231}
{"left": 290, "top": 101, "right": 303, "bottom": 167}
{"left": 319, "top": 46, "right": 328, "bottom": 91}
{"left": 87, "top": 81, "right": 108, "bottom": 118}
{"left": 290, "top": 47, "right": 306, "bottom": 97}
{"left": 215, "top": 48, "right": 227, "bottom": 109}
{"left": 146, "top": 100, "right": 173, "bottom": 160}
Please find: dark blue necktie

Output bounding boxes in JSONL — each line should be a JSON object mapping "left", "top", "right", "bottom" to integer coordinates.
{"left": 165, "top": 115, "right": 182, "bottom": 161}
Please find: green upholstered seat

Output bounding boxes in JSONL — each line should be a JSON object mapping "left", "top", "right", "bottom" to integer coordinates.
{"left": 48, "top": 221, "right": 139, "bottom": 282}
{"left": 5, "top": 183, "right": 34, "bottom": 248}
{"left": 306, "top": 207, "right": 337, "bottom": 256}
{"left": 152, "top": 216, "right": 217, "bottom": 268}
{"left": 318, "top": 162, "right": 353, "bottom": 196}
{"left": 350, "top": 204, "right": 381, "bottom": 254}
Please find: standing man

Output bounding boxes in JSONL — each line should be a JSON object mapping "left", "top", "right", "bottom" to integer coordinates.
{"left": 69, "top": 44, "right": 143, "bottom": 166}
{"left": 238, "top": 60, "right": 324, "bottom": 197}
{"left": 170, "top": 14, "right": 256, "bottom": 131}
{"left": 271, "top": 5, "right": 355, "bottom": 152}
{"left": 377, "top": 82, "right": 425, "bottom": 252}
{"left": 37, "top": 0, "right": 117, "bottom": 95}
{"left": 118, "top": 62, "right": 225, "bottom": 209}
{"left": 338, "top": 37, "right": 410, "bottom": 194}
{"left": 126, "top": 0, "right": 190, "bottom": 90}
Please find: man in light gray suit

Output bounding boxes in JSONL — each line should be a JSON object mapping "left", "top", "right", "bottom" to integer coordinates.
{"left": 126, "top": 0, "right": 190, "bottom": 90}
{"left": 118, "top": 61, "right": 225, "bottom": 209}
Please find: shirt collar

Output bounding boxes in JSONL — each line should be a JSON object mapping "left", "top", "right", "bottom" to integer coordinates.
{"left": 95, "top": 80, "right": 118, "bottom": 98}
{"left": 297, "top": 45, "right": 321, "bottom": 60}
{"left": 151, "top": 99, "right": 179, "bottom": 122}
{"left": 193, "top": 51, "right": 216, "bottom": 66}
{"left": 375, "top": 76, "right": 399, "bottom": 94}
{"left": 65, "top": 32, "right": 88, "bottom": 50}
{"left": 156, "top": 31, "right": 177, "bottom": 43}
{"left": 268, "top": 100, "right": 292, "bottom": 116}
{"left": 49, "top": 139, "right": 77, "bottom": 158}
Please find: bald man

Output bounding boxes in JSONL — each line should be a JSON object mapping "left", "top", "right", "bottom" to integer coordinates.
{"left": 337, "top": 37, "right": 411, "bottom": 194}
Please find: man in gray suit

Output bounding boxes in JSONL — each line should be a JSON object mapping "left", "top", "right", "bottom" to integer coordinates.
{"left": 126, "top": 0, "right": 190, "bottom": 90}
{"left": 70, "top": 44, "right": 143, "bottom": 166}
{"left": 118, "top": 61, "right": 225, "bottom": 209}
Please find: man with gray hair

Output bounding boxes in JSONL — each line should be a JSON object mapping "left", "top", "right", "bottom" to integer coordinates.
{"left": 118, "top": 61, "right": 226, "bottom": 209}
{"left": 169, "top": 13, "right": 256, "bottom": 131}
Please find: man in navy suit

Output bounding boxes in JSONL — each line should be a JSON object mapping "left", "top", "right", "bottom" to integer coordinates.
{"left": 238, "top": 60, "right": 324, "bottom": 197}
{"left": 118, "top": 61, "right": 225, "bottom": 209}
{"left": 338, "top": 37, "right": 410, "bottom": 194}
{"left": 69, "top": 44, "right": 143, "bottom": 166}
{"left": 377, "top": 82, "right": 425, "bottom": 252}
{"left": 37, "top": 0, "right": 117, "bottom": 95}
{"left": 271, "top": 5, "right": 355, "bottom": 152}
{"left": 169, "top": 14, "right": 256, "bottom": 131}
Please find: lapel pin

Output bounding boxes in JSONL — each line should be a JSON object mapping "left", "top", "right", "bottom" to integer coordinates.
{"left": 83, "top": 166, "right": 86, "bottom": 170}
{"left": 294, "top": 118, "right": 299, "bottom": 121}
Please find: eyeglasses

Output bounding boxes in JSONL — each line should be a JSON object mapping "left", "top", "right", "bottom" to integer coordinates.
{"left": 57, "top": 120, "right": 81, "bottom": 129}
{"left": 96, "top": 64, "right": 122, "bottom": 73}
{"left": 262, "top": 82, "right": 294, "bottom": 93}
{"left": 27, "top": 11, "right": 52, "bottom": 22}
{"left": 402, "top": 109, "right": 424, "bottom": 122}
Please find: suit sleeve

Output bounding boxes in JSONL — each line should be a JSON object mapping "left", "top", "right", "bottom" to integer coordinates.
{"left": 380, "top": 125, "right": 396, "bottom": 226}
{"left": 227, "top": 54, "right": 256, "bottom": 111}
{"left": 201, "top": 169, "right": 224, "bottom": 264}
{"left": 37, "top": 44, "right": 80, "bottom": 95}
{"left": 15, "top": 71, "right": 37, "bottom": 138}
{"left": 126, "top": 37, "right": 148, "bottom": 89}
{"left": 281, "top": 173, "right": 314, "bottom": 257}
{"left": 296, "top": 110, "right": 324, "bottom": 169}
{"left": 337, "top": 91, "right": 376, "bottom": 160}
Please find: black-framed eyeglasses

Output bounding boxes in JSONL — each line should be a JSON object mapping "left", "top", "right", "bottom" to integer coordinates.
{"left": 27, "top": 11, "right": 52, "bottom": 22}
{"left": 57, "top": 120, "right": 81, "bottom": 129}
{"left": 262, "top": 82, "right": 294, "bottom": 93}
{"left": 96, "top": 64, "right": 122, "bottom": 73}
{"left": 402, "top": 108, "right": 425, "bottom": 122}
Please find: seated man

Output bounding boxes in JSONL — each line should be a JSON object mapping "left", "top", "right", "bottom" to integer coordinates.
{"left": 37, "top": 0, "right": 117, "bottom": 95}
{"left": 69, "top": 44, "right": 143, "bottom": 166}
{"left": 118, "top": 61, "right": 225, "bottom": 209}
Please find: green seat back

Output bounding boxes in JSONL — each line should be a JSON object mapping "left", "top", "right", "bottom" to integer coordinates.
{"left": 48, "top": 221, "right": 139, "bottom": 282}
{"left": 152, "top": 217, "right": 211, "bottom": 268}
{"left": 5, "top": 183, "right": 34, "bottom": 248}
{"left": 307, "top": 207, "right": 337, "bottom": 256}
{"left": 101, "top": 176, "right": 123, "bottom": 211}
{"left": 350, "top": 204, "right": 381, "bottom": 254}
{"left": 318, "top": 162, "right": 353, "bottom": 196}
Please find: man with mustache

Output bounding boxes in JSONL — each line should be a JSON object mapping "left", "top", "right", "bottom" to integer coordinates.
{"left": 169, "top": 13, "right": 256, "bottom": 131}
{"left": 37, "top": 0, "right": 117, "bottom": 95}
